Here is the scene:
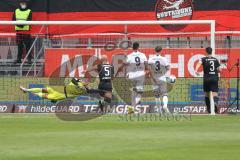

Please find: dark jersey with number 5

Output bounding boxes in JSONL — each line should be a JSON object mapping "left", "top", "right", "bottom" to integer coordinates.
{"left": 97, "top": 64, "right": 114, "bottom": 82}
{"left": 201, "top": 56, "right": 220, "bottom": 78}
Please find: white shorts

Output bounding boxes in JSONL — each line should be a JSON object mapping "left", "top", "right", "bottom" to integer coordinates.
{"left": 130, "top": 78, "right": 145, "bottom": 92}
{"left": 152, "top": 76, "right": 168, "bottom": 95}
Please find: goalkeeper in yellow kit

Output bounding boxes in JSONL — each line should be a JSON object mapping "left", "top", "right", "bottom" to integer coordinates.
{"left": 19, "top": 78, "right": 98, "bottom": 102}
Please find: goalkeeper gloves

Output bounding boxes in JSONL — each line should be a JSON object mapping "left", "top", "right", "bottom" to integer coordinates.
{"left": 71, "top": 78, "right": 81, "bottom": 86}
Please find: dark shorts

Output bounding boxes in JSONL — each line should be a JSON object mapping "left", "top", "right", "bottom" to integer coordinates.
{"left": 16, "top": 33, "right": 32, "bottom": 44}
{"left": 98, "top": 81, "right": 112, "bottom": 96}
{"left": 203, "top": 77, "right": 219, "bottom": 92}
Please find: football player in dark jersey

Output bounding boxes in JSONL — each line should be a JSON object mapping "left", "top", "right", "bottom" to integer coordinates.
{"left": 195, "top": 47, "right": 221, "bottom": 114}
{"left": 84, "top": 55, "right": 114, "bottom": 112}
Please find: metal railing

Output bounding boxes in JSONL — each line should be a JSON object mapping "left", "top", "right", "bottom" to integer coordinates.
{"left": 25, "top": 42, "right": 45, "bottom": 77}
{"left": 19, "top": 25, "right": 46, "bottom": 76}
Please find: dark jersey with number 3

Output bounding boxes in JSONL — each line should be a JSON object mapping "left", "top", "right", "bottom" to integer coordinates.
{"left": 97, "top": 64, "right": 114, "bottom": 82}
{"left": 201, "top": 56, "right": 220, "bottom": 78}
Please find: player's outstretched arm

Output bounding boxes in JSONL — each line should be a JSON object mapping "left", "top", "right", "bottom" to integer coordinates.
{"left": 166, "top": 65, "right": 170, "bottom": 72}
{"left": 115, "top": 63, "right": 126, "bottom": 77}
{"left": 82, "top": 65, "right": 98, "bottom": 74}
{"left": 147, "top": 64, "right": 157, "bottom": 83}
{"left": 217, "top": 59, "right": 222, "bottom": 72}
{"left": 70, "top": 78, "right": 91, "bottom": 92}
{"left": 144, "top": 61, "right": 149, "bottom": 74}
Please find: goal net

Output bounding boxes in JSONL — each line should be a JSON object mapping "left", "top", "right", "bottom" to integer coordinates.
{"left": 0, "top": 20, "right": 238, "bottom": 115}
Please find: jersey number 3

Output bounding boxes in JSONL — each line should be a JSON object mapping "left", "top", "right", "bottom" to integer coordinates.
{"left": 155, "top": 61, "right": 161, "bottom": 71}
{"left": 209, "top": 61, "right": 215, "bottom": 71}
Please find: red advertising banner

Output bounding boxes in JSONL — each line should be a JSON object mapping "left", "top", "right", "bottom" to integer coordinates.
{"left": 0, "top": 105, "right": 14, "bottom": 113}
{"left": 45, "top": 48, "right": 240, "bottom": 78}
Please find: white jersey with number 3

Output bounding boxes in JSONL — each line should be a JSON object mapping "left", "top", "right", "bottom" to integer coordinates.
{"left": 148, "top": 55, "right": 169, "bottom": 81}
{"left": 126, "top": 51, "right": 147, "bottom": 80}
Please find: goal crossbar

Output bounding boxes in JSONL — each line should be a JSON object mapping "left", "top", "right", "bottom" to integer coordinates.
{"left": 0, "top": 20, "right": 215, "bottom": 25}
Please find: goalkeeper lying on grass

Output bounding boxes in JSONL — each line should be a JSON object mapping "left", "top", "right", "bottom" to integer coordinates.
{"left": 20, "top": 78, "right": 99, "bottom": 103}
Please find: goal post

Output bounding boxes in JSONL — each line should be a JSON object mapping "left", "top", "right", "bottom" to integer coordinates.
{"left": 0, "top": 20, "right": 220, "bottom": 115}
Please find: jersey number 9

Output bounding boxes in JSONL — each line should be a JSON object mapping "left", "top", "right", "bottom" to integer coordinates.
{"left": 135, "top": 57, "right": 141, "bottom": 66}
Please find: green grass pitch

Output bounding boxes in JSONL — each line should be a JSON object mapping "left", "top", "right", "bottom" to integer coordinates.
{"left": 0, "top": 114, "right": 239, "bottom": 160}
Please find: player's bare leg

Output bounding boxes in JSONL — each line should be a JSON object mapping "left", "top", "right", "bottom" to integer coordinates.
{"left": 32, "top": 92, "right": 48, "bottom": 99}
{"left": 131, "top": 90, "right": 136, "bottom": 107}
{"left": 205, "top": 92, "right": 218, "bottom": 114}
{"left": 153, "top": 82, "right": 170, "bottom": 114}
{"left": 162, "top": 95, "right": 170, "bottom": 113}
{"left": 154, "top": 96, "right": 162, "bottom": 113}
{"left": 99, "top": 91, "right": 112, "bottom": 113}
{"left": 131, "top": 89, "right": 138, "bottom": 107}
{"left": 20, "top": 86, "right": 49, "bottom": 94}
{"left": 153, "top": 90, "right": 162, "bottom": 113}
{"left": 20, "top": 86, "right": 52, "bottom": 100}
{"left": 104, "top": 92, "right": 113, "bottom": 113}
{"left": 130, "top": 89, "right": 142, "bottom": 114}
{"left": 205, "top": 92, "right": 211, "bottom": 113}
{"left": 135, "top": 92, "right": 142, "bottom": 107}
{"left": 131, "top": 85, "right": 143, "bottom": 106}
{"left": 212, "top": 92, "right": 219, "bottom": 113}
{"left": 19, "top": 86, "right": 28, "bottom": 93}
{"left": 125, "top": 86, "right": 141, "bottom": 115}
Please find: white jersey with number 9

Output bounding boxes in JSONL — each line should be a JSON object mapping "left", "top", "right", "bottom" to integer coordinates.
{"left": 126, "top": 51, "right": 147, "bottom": 80}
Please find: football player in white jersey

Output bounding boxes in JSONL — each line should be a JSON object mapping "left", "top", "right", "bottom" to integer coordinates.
{"left": 148, "top": 46, "right": 170, "bottom": 113}
{"left": 116, "top": 42, "right": 148, "bottom": 109}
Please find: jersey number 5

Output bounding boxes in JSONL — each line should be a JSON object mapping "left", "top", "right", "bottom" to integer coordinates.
{"left": 104, "top": 67, "right": 110, "bottom": 76}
